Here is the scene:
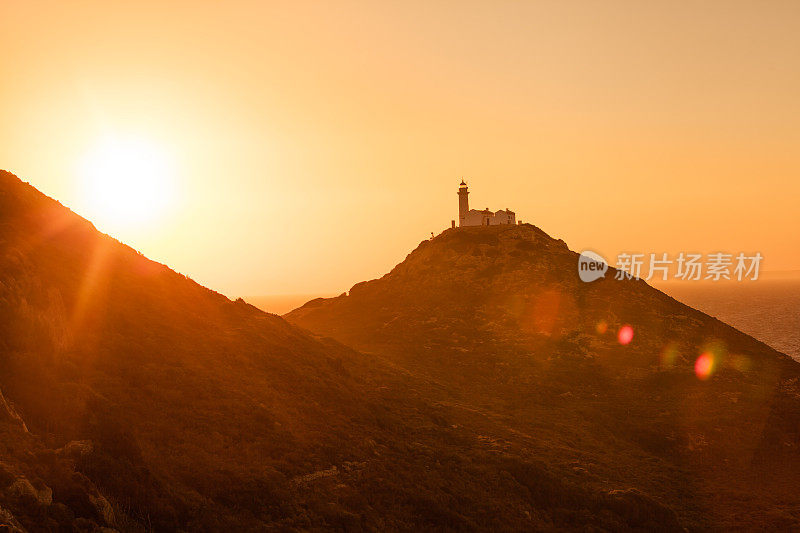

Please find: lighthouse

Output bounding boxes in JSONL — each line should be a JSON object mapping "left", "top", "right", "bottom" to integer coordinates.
{"left": 458, "top": 180, "right": 469, "bottom": 227}
{"left": 456, "top": 180, "right": 516, "bottom": 227}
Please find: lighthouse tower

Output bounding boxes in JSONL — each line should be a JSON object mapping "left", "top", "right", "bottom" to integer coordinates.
{"left": 458, "top": 180, "right": 469, "bottom": 226}
{"left": 455, "top": 180, "right": 516, "bottom": 227}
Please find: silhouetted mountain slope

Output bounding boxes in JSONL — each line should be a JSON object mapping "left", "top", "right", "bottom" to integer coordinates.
{"left": 287, "top": 224, "right": 800, "bottom": 529}
{"left": 2, "top": 170, "right": 718, "bottom": 531}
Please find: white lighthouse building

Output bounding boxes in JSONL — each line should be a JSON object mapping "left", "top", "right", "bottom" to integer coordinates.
{"left": 457, "top": 180, "right": 516, "bottom": 227}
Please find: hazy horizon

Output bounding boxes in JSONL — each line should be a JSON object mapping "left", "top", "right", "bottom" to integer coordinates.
{"left": 245, "top": 269, "right": 800, "bottom": 314}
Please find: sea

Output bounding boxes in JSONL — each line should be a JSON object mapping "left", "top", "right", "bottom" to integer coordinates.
{"left": 659, "top": 279, "right": 800, "bottom": 362}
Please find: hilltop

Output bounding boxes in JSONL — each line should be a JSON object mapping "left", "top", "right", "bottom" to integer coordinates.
{"left": 287, "top": 224, "right": 800, "bottom": 529}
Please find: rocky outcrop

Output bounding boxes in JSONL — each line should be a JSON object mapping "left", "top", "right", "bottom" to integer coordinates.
{"left": 6, "top": 477, "right": 52, "bottom": 507}
{"left": 0, "top": 505, "right": 24, "bottom": 532}
{"left": 88, "top": 493, "right": 114, "bottom": 526}
{"left": 0, "top": 389, "right": 114, "bottom": 531}
{"left": 59, "top": 440, "right": 94, "bottom": 459}
{"left": 0, "top": 391, "right": 27, "bottom": 434}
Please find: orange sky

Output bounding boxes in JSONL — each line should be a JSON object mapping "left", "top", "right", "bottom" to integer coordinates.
{"left": 2, "top": 1, "right": 798, "bottom": 297}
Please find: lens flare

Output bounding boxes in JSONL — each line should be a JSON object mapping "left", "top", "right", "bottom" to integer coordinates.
{"left": 595, "top": 320, "right": 608, "bottom": 334}
{"left": 660, "top": 342, "right": 679, "bottom": 369}
{"left": 617, "top": 325, "right": 634, "bottom": 345}
{"left": 694, "top": 352, "right": 715, "bottom": 380}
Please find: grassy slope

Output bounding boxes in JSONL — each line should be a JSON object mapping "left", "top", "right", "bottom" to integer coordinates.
{"left": 287, "top": 224, "right": 800, "bottom": 530}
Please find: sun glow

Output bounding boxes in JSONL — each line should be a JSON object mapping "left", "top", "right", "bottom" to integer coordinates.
{"left": 78, "top": 136, "right": 176, "bottom": 231}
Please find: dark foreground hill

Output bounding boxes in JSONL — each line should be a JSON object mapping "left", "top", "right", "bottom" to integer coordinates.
{"left": 1, "top": 169, "right": 743, "bottom": 531}
{"left": 287, "top": 224, "right": 800, "bottom": 530}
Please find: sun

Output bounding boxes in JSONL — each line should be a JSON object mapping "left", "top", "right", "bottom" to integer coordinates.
{"left": 78, "top": 135, "right": 175, "bottom": 231}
